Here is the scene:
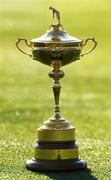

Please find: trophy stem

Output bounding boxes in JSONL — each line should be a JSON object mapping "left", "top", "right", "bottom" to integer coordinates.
{"left": 49, "top": 60, "right": 64, "bottom": 119}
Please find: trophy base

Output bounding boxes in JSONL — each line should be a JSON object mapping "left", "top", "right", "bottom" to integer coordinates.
{"left": 26, "top": 120, "right": 87, "bottom": 172}
{"left": 26, "top": 158, "right": 87, "bottom": 171}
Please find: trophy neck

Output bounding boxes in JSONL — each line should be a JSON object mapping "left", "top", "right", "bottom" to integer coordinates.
{"left": 49, "top": 60, "right": 64, "bottom": 119}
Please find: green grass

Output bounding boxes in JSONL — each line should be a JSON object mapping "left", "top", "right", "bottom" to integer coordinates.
{"left": 0, "top": 0, "right": 111, "bottom": 179}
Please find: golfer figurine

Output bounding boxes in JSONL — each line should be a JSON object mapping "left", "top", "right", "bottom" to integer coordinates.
{"left": 49, "top": 6, "right": 60, "bottom": 25}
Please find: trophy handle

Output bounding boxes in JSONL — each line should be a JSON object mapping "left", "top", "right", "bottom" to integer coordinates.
{"left": 16, "top": 38, "right": 32, "bottom": 57}
{"left": 80, "top": 37, "right": 97, "bottom": 57}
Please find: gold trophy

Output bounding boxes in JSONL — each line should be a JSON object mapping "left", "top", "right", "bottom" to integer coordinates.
{"left": 16, "top": 7, "right": 97, "bottom": 171}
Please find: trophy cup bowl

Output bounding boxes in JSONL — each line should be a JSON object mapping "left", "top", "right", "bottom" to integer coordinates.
{"left": 16, "top": 24, "right": 97, "bottom": 67}
{"left": 16, "top": 7, "right": 97, "bottom": 171}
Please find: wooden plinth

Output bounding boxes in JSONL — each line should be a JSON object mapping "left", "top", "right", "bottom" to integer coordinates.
{"left": 26, "top": 158, "right": 87, "bottom": 171}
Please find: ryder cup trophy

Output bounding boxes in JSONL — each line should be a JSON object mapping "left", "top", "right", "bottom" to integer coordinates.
{"left": 16, "top": 7, "right": 97, "bottom": 171}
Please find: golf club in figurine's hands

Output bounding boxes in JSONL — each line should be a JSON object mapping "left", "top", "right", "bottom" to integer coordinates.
{"left": 16, "top": 7, "right": 97, "bottom": 171}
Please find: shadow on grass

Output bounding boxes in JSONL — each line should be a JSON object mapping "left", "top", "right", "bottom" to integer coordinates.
{"left": 38, "top": 169, "right": 97, "bottom": 180}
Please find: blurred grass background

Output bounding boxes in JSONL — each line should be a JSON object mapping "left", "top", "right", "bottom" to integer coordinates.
{"left": 0, "top": 0, "right": 111, "bottom": 179}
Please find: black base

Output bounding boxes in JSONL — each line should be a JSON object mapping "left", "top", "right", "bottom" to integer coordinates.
{"left": 26, "top": 158, "right": 87, "bottom": 171}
